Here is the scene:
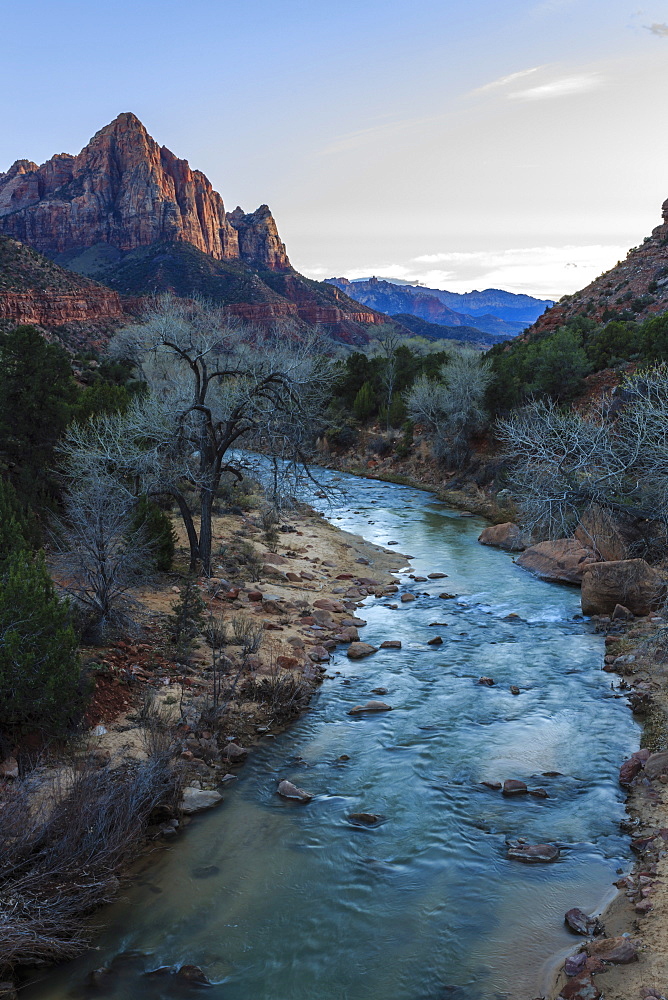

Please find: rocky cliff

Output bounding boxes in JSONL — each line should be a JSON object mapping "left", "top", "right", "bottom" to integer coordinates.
{"left": 0, "top": 113, "right": 290, "bottom": 270}
{"left": 0, "top": 233, "right": 121, "bottom": 328}
{"left": 530, "top": 199, "right": 668, "bottom": 336}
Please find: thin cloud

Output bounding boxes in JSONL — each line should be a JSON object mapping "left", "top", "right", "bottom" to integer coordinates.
{"left": 509, "top": 73, "right": 604, "bottom": 101}
{"left": 470, "top": 66, "right": 543, "bottom": 96}
{"left": 646, "top": 22, "right": 668, "bottom": 35}
{"left": 318, "top": 114, "right": 440, "bottom": 155}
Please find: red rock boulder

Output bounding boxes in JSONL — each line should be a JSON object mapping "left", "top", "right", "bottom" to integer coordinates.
{"left": 478, "top": 522, "right": 529, "bottom": 552}
{"left": 580, "top": 559, "right": 665, "bottom": 616}
{"left": 516, "top": 539, "right": 598, "bottom": 584}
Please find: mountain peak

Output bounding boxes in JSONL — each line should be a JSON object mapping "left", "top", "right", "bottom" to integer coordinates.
{"left": 0, "top": 115, "right": 290, "bottom": 270}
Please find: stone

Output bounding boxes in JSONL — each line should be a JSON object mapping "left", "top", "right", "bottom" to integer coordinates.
{"left": 314, "top": 598, "right": 346, "bottom": 613}
{"left": 380, "top": 640, "right": 401, "bottom": 649}
{"left": 277, "top": 779, "right": 313, "bottom": 802}
{"left": 247, "top": 590, "right": 263, "bottom": 601}
{"left": 619, "top": 755, "right": 644, "bottom": 786}
{"left": 347, "top": 642, "right": 378, "bottom": 660}
{"left": 276, "top": 655, "right": 300, "bottom": 670}
{"left": 175, "top": 965, "right": 212, "bottom": 985}
{"left": 308, "top": 646, "right": 330, "bottom": 662}
{"left": 565, "top": 908, "right": 604, "bottom": 936}
{"left": 643, "top": 751, "right": 668, "bottom": 780}
{"left": 502, "top": 779, "right": 528, "bottom": 796}
{"left": 581, "top": 559, "right": 666, "bottom": 616}
{"left": 574, "top": 505, "right": 633, "bottom": 562}
{"left": 478, "top": 522, "right": 529, "bottom": 552}
{"left": 400, "top": 593, "right": 416, "bottom": 602}
{"left": 507, "top": 842, "right": 560, "bottom": 862}
{"left": 439, "top": 592, "right": 457, "bottom": 599}
{"left": 180, "top": 787, "right": 223, "bottom": 814}
{"left": 348, "top": 700, "right": 392, "bottom": 714}
{"left": 586, "top": 936, "right": 638, "bottom": 963}
{"left": 221, "top": 742, "right": 248, "bottom": 761}
{"left": 558, "top": 973, "right": 602, "bottom": 1000}
{"left": 371, "top": 687, "right": 388, "bottom": 695}
{"left": 529, "top": 787, "right": 549, "bottom": 798}
{"left": 510, "top": 685, "right": 521, "bottom": 696}
{"left": 517, "top": 539, "right": 599, "bottom": 584}
{"left": 427, "top": 572, "right": 448, "bottom": 579}
{"left": 611, "top": 603, "right": 634, "bottom": 620}
{"left": 481, "top": 781, "right": 502, "bottom": 790}
{"left": 478, "top": 676, "right": 495, "bottom": 686}
{"left": 564, "top": 952, "right": 587, "bottom": 977}
{"left": 348, "top": 812, "right": 381, "bottom": 825}
{"left": 427, "top": 636, "right": 443, "bottom": 645}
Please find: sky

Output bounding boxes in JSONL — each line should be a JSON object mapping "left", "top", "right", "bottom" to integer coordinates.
{"left": 2, "top": 0, "right": 668, "bottom": 298}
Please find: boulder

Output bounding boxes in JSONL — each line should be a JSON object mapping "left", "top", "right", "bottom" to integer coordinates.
{"left": 643, "top": 751, "right": 668, "bottom": 780}
{"left": 574, "top": 505, "right": 633, "bottom": 562}
{"left": 180, "top": 787, "right": 223, "bottom": 814}
{"left": 221, "top": 742, "right": 248, "bottom": 761}
{"left": 563, "top": 952, "right": 587, "bottom": 977}
{"left": 175, "top": 965, "right": 212, "bottom": 986}
{"left": 400, "top": 593, "right": 416, "bottom": 603}
{"left": 564, "top": 908, "right": 604, "bottom": 936}
{"left": 347, "top": 642, "right": 378, "bottom": 660}
{"left": 348, "top": 812, "right": 382, "bottom": 825}
{"left": 478, "top": 522, "right": 529, "bottom": 552}
{"left": 427, "top": 572, "right": 448, "bottom": 579}
{"left": 558, "top": 973, "right": 602, "bottom": 1000}
{"left": 586, "top": 936, "right": 638, "bottom": 964}
{"left": 516, "top": 539, "right": 599, "bottom": 584}
{"left": 502, "top": 779, "right": 528, "bottom": 796}
{"left": 427, "top": 636, "right": 443, "bottom": 646}
{"left": 507, "top": 842, "right": 560, "bottom": 862}
{"left": 314, "top": 598, "right": 346, "bottom": 613}
{"left": 581, "top": 559, "right": 666, "bottom": 616}
{"left": 308, "top": 646, "right": 330, "bottom": 662}
{"left": 380, "top": 640, "right": 401, "bottom": 649}
{"left": 348, "top": 700, "right": 392, "bottom": 714}
{"left": 619, "top": 755, "right": 644, "bottom": 786}
{"left": 277, "top": 779, "right": 313, "bottom": 802}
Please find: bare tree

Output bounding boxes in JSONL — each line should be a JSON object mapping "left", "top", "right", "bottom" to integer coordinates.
{"left": 406, "top": 350, "right": 494, "bottom": 464}
{"left": 497, "top": 365, "right": 668, "bottom": 542}
{"left": 61, "top": 296, "right": 334, "bottom": 574}
{"left": 53, "top": 481, "right": 149, "bottom": 639}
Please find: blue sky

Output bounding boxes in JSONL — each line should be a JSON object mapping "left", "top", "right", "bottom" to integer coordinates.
{"left": 3, "top": 1, "right": 668, "bottom": 296}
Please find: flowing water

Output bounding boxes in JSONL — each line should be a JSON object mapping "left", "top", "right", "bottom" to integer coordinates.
{"left": 27, "top": 472, "right": 638, "bottom": 1000}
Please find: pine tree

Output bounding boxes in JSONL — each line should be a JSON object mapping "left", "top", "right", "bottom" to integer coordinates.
{"left": 0, "top": 550, "right": 85, "bottom": 747}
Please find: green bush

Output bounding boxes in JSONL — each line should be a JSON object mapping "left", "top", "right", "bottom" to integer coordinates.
{"left": 353, "top": 381, "right": 377, "bottom": 420}
{"left": 131, "top": 496, "right": 177, "bottom": 572}
{"left": 0, "top": 551, "right": 85, "bottom": 748}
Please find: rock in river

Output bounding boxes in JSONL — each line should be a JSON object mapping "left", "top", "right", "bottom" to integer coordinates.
{"left": 181, "top": 787, "right": 223, "bottom": 814}
{"left": 478, "top": 522, "right": 529, "bottom": 552}
{"left": 507, "top": 842, "right": 560, "bottom": 862}
{"left": 277, "top": 779, "right": 313, "bottom": 802}
{"left": 348, "top": 812, "right": 382, "bottom": 825}
{"left": 348, "top": 700, "right": 392, "bottom": 715}
{"left": 517, "top": 538, "right": 598, "bottom": 584}
{"left": 502, "top": 779, "right": 528, "bottom": 796}
{"left": 347, "top": 642, "right": 378, "bottom": 659}
{"left": 565, "top": 907, "right": 604, "bottom": 936}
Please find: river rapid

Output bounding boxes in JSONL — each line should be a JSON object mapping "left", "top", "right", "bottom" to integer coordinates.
{"left": 27, "top": 471, "right": 638, "bottom": 1000}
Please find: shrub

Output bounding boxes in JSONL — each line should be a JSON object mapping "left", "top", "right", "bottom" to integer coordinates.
{"left": 167, "top": 578, "right": 206, "bottom": 659}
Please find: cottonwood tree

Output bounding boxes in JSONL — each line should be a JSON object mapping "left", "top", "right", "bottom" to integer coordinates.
{"left": 406, "top": 351, "right": 494, "bottom": 464}
{"left": 497, "top": 365, "right": 668, "bottom": 542}
{"left": 62, "top": 297, "right": 334, "bottom": 574}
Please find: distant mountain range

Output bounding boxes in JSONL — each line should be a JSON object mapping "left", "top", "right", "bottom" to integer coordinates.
{"left": 326, "top": 276, "right": 553, "bottom": 339}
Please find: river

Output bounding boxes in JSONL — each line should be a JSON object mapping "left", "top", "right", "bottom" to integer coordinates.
{"left": 26, "top": 471, "right": 638, "bottom": 1000}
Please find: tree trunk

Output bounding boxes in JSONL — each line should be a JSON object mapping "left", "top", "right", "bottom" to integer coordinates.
{"left": 162, "top": 489, "right": 200, "bottom": 573}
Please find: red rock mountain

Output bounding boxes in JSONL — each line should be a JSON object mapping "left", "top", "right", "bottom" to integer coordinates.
{"left": 0, "top": 112, "right": 289, "bottom": 271}
{"left": 530, "top": 198, "right": 668, "bottom": 336}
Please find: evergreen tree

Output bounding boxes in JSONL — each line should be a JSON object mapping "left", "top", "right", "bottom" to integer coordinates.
{"left": 0, "top": 325, "right": 78, "bottom": 504}
{"left": 0, "top": 476, "right": 40, "bottom": 564}
{"left": 0, "top": 550, "right": 85, "bottom": 748}
{"left": 353, "top": 381, "right": 377, "bottom": 421}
